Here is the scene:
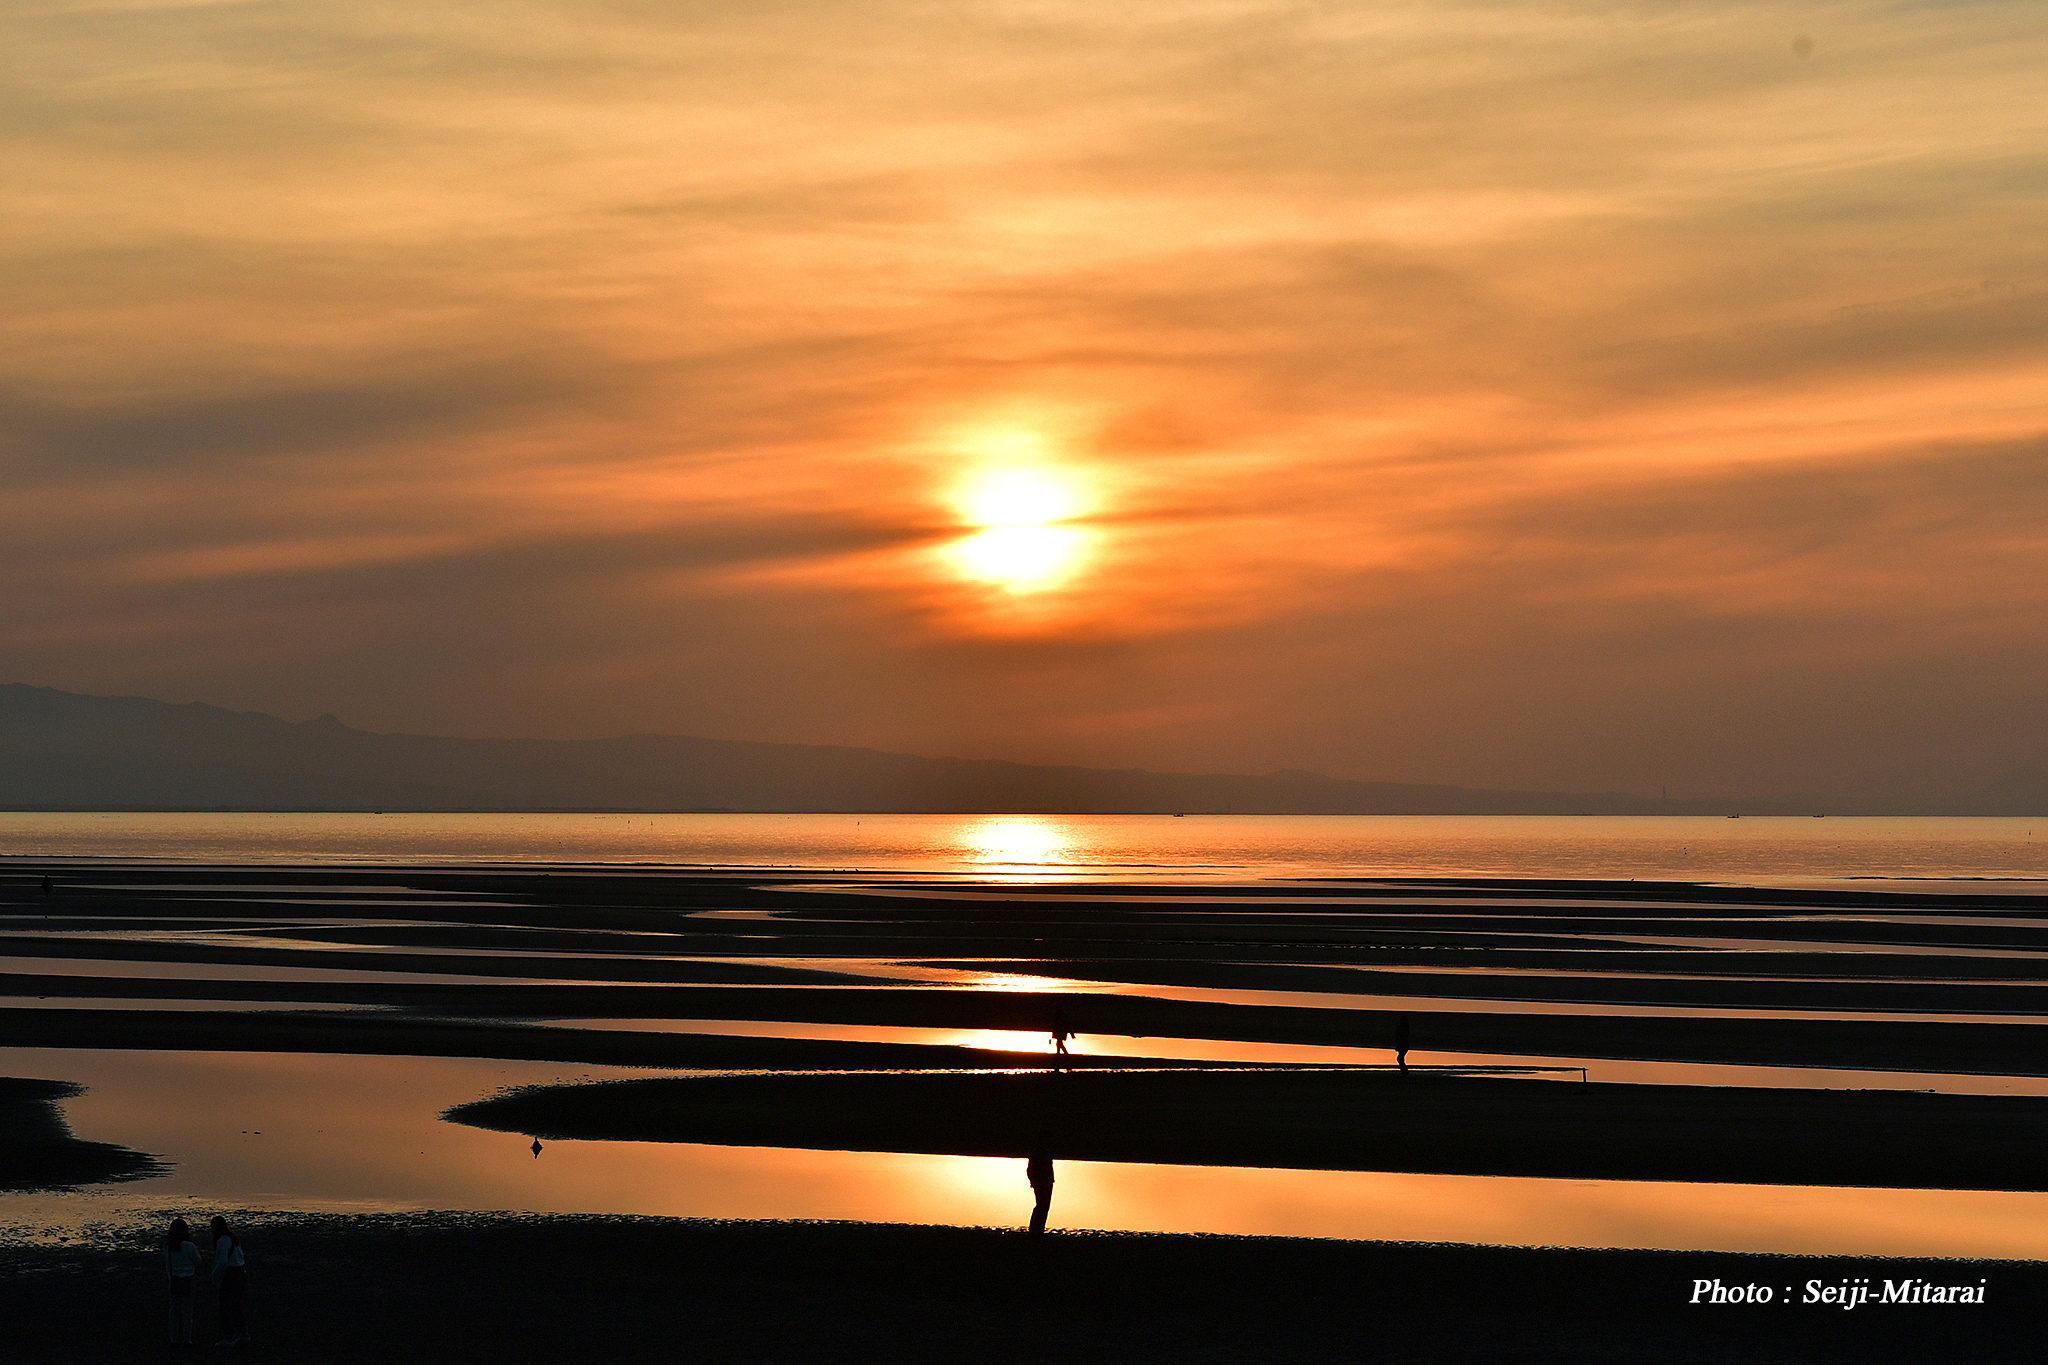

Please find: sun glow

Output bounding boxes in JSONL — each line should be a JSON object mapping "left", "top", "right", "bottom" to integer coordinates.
{"left": 952, "top": 524, "right": 1084, "bottom": 588}
{"left": 959, "top": 467, "right": 1080, "bottom": 527}
{"left": 946, "top": 459, "right": 1091, "bottom": 593}
{"left": 964, "top": 817, "right": 1072, "bottom": 867}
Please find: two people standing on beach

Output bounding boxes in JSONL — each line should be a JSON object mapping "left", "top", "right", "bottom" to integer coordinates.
{"left": 165, "top": 1215, "right": 249, "bottom": 1346}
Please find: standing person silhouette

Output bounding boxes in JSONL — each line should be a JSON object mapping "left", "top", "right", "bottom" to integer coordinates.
{"left": 1026, "top": 1132, "right": 1055, "bottom": 1236}
{"left": 209, "top": 1216, "right": 249, "bottom": 1346}
{"left": 164, "top": 1218, "right": 200, "bottom": 1345}
{"left": 1050, "top": 1005, "right": 1073, "bottom": 1071}
{"left": 1395, "top": 1015, "right": 1412, "bottom": 1074}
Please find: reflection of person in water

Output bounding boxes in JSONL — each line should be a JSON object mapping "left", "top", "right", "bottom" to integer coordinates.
{"left": 1395, "top": 1015, "right": 1411, "bottom": 1074}
{"left": 1027, "top": 1132, "right": 1055, "bottom": 1236}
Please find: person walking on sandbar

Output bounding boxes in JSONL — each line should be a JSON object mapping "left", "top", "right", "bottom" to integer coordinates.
{"left": 1051, "top": 1005, "right": 1074, "bottom": 1071}
{"left": 1026, "top": 1132, "right": 1055, "bottom": 1236}
{"left": 1395, "top": 1015, "right": 1411, "bottom": 1074}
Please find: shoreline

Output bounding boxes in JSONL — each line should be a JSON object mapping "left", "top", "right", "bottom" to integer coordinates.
{"left": 4, "top": 1212, "right": 2041, "bottom": 1363}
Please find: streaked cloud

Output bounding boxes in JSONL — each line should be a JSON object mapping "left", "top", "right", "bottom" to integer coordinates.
{"left": 2, "top": 0, "right": 2043, "bottom": 800}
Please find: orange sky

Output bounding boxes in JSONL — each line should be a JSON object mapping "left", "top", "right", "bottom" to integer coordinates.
{"left": 4, "top": 0, "right": 2045, "bottom": 802}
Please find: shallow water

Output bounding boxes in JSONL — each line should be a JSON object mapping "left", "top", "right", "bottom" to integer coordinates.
{"left": 544, "top": 1018, "right": 2048, "bottom": 1095}
{"left": 8, "top": 812, "right": 2048, "bottom": 884}
{"left": 17, "top": 947, "right": 2048, "bottom": 1029}
{"left": 6, "top": 836, "right": 2045, "bottom": 1258}
{"left": 7, "top": 1049, "right": 2048, "bottom": 1258}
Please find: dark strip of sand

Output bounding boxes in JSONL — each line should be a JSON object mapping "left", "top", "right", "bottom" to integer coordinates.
{"left": 210, "top": 923, "right": 2048, "bottom": 980}
{"left": 3, "top": 1212, "right": 2036, "bottom": 1364}
{"left": 918, "top": 956, "right": 2048, "bottom": 1013}
{"left": 0, "top": 1007, "right": 1159, "bottom": 1071}
{"left": 446, "top": 1068, "right": 2048, "bottom": 1191}
{"left": 0, "top": 1077, "right": 166, "bottom": 1192}
{"left": 7, "top": 978, "right": 2045, "bottom": 1076}
{"left": 0, "top": 935, "right": 892, "bottom": 985}
{"left": 30, "top": 925, "right": 2048, "bottom": 989}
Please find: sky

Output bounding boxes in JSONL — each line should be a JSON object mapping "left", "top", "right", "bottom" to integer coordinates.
{"left": 4, "top": 0, "right": 2045, "bottom": 803}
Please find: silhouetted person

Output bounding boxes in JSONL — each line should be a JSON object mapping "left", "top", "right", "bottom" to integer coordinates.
{"left": 531, "top": 1138, "right": 543, "bottom": 1158}
{"left": 1026, "top": 1132, "right": 1055, "bottom": 1236}
{"left": 41, "top": 874, "right": 52, "bottom": 898}
{"left": 1051, "top": 1004, "right": 1073, "bottom": 1070}
{"left": 208, "top": 1216, "right": 249, "bottom": 1346}
{"left": 165, "top": 1218, "right": 200, "bottom": 1345}
{"left": 1395, "top": 1015, "right": 1411, "bottom": 1074}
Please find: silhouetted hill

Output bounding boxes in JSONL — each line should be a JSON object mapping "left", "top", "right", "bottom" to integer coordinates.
{"left": 0, "top": 684, "right": 2034, "bottom": 814}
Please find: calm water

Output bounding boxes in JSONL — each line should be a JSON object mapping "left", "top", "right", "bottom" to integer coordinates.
{"left": 5, "top": 811, "right": 2047, "bottom": 884}
{"left": 7, "top": 813, "right": 2048, "bottom": 1256}
{"left": 11, "top": 1049, "right": 2048, "bottom": 1259}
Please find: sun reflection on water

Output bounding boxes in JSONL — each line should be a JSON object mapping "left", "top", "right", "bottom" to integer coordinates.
{"left": 951, "top": 972, "right": 1071, "bottom": 994}
{"left": 928, "top": 1027, "right": 1056, "bottom": 1052}
{"left": 963, "top": 818, "right": 1072, "bottom": 872}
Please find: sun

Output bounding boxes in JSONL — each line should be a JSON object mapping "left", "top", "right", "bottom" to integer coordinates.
{"left": 958, "top": 468, "right": 1079, "bottom": 527}
{"left": 946, "top": 462, "right": 1090, "bottom": 592}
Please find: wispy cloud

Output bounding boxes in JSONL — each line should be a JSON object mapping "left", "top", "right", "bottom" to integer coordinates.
{"left": 3, "top": 0, "right": 2043, "bottom": 799}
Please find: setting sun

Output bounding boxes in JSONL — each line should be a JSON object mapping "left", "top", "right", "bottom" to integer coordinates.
{"left": 947, "top": 462, "right": 1092, "bottom": 592}
{"left": 957, "top": 467, "right": 1080, "bottom": 528}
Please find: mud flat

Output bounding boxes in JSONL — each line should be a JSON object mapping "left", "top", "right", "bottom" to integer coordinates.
{"left": 9, "top": 979, "right": 2048, "bottom": 1078}
{"left": 2, "top": 1212, "right": 2039, "bottom": 1364}
{"left": 0, "top": 1078, "right": 164, "bottom": 1192}
{"left": 449, "top": 1068, "right": 2048, "bottom": 1191}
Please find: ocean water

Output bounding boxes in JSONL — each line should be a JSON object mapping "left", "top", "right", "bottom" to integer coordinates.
{"left": 2, "top": 811, "right": 2046, "bottom": 884}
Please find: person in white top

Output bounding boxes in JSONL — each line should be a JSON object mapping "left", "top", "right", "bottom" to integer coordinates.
{"left": 164, "top": 1218, "right": 200, "bottom": 1345}
{"left": 208, "top": 1216, "right": 249, "bottom": 1346}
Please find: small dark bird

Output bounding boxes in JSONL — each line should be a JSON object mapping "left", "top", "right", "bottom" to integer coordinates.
{"left": 531, "top": 1138, "right": 543, "bottom": 1158}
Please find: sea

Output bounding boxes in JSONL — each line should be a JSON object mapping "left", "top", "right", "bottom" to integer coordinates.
{"left": 3, "top": 811, "right": 2046, "bottom": 885}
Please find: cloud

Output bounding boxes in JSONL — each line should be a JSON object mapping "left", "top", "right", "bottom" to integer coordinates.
{"left": 2, "top": 0, "right": 2044, "bottom": 801}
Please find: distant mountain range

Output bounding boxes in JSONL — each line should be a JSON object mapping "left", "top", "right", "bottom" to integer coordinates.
{"left": 0, "top": 684, "right": 2041, "bottom": 815}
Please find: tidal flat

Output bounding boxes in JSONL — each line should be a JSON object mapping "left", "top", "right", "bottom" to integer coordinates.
{"left": 3, "top": 860, "right": 2045, "bottom": 1358}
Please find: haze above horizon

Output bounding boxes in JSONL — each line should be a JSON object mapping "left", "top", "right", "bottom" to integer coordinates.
{"left": 4, "top": 0, "right": 2045, "bottom": 806}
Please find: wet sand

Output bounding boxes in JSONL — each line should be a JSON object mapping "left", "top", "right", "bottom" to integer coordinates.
{"left": 3, "top": 1212, "right": 2039, "bottom": 1364}
{"left": 6, "top": 863, "right": 2047, "bottom": 1356}
{"left": 6, "top": 979, "right": 2046, "bottom": 1078}
{"left": 7, "top": 864, "right": 2048, "bottom": 1131}
{"left": 448, "top": 1068, "right": 2048, "bottom": 1190}
{"left": 0, "top": 1078, "right": 163, "bottom": 1192}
